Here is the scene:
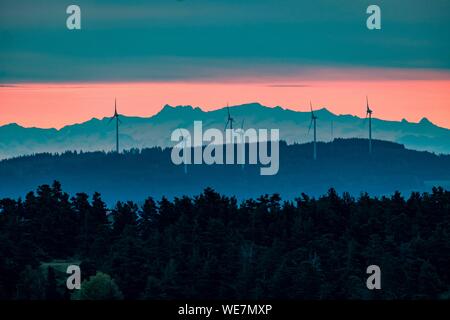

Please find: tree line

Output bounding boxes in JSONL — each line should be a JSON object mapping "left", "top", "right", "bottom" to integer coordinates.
{"left": 1, "top": 139, "right": 449, "bottom": 204}
{"left": 0, "top": 181, "right": 449, "bottom": 299}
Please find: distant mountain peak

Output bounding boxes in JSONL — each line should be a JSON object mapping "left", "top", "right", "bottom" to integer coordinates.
{"left": 157, "top": 104, "right": 203, "bottom": 115}
{"left": 226, "top": 102, "right": 266, "bottom": 110}
{"left": 161, "top": 104, "right": 193, "bottom": 110}
{"left": 419, "top": 117, "right": 433, "bottom": 125}
{"left": 239, "top": 102, "right": 264, "bottom": 108}
{"left": 161, "top": 104, "right": 174, "bottom": 110}
{"left": 2, "top": 122, "right": 21, "bottom": 128}
{"left": 316, "top": 107, "right": 333, "bottom": 114}
{"left": 0, "top": 122, "right": 47, "bottom": 131}
{"left": 313, "top": 107, "right": 335, "bottom": 118}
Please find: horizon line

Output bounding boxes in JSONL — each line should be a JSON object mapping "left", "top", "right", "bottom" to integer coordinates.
{"left": 0, "top": 102, "right": 443, "bottom": 131}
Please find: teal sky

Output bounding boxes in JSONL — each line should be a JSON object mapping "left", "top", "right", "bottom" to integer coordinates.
{"left": 0, "top": 0, "right": 449, "bottom": 82}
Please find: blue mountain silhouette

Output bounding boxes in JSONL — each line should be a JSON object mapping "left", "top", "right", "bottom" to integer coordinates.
{"left": 1, "top": 103, "right": 449, "bottom": 160}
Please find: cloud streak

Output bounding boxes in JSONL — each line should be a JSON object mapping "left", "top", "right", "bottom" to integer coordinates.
{"left": 0, "top": 0, "right": 449, "bottom": 82}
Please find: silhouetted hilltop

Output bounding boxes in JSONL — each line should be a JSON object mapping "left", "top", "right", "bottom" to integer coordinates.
{"left": 0, "top": 138, "right": 448, "bottom": 204}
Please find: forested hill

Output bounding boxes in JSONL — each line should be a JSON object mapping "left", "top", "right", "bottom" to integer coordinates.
{"left": 0, "top": 183, "right": 449, "bottom": 299}
{"left": 0, "top": 138, "right": 449, "bottom": 204}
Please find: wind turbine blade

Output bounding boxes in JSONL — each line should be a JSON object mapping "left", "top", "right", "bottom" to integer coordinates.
{"left": 224, "top": 119, "right": 229, "bottom": 131}
{"left": 108, "top": 117, "right": 113, "bottom": 124}
{"left": 227, "top": 103, "right": 230, "bottom": 118}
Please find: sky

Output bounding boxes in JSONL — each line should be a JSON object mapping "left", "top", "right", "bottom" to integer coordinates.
{"left": 0, "top": 0, "right": 449, "bottom": 128}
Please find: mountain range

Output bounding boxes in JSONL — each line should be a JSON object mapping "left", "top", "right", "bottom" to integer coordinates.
{"left": 1, "top": 102, "right": 450, "bottom": 159}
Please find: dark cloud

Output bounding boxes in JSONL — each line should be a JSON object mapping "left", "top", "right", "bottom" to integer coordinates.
{"left": 0, "top": 0, "right": 449, "bottom": 82}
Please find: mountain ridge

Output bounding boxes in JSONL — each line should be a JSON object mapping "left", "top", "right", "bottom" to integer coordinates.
{"left": 1, "top": 103, "right": 449, "bottom": 159}
{"left": 1, "top": 102, "right": 444, "bottom": 131}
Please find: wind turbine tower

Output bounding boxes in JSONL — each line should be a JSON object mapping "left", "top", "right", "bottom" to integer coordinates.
{"left": 308, "top": 101, "right": 318, "bottom": 160}
{"left": 366, "top": 96, "right": 373, "bottom": 154}
{"left": 108, "top": 98, "right": 122, "bottom": 153}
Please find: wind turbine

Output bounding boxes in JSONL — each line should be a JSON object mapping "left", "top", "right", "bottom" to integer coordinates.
{"left": 224, "top": 103, "right": 235, "bottom": 131}
{"left": 365, "top": 96, "right": 373, "bottom": 154}
{"left": 108, "top": 98, "right": 122, "bottom": 153}
{"left": 178, "top": 128, "right": 188, "bottom": 174}
{"left": 308, "top": 101, "right": 318, "bottom": 160}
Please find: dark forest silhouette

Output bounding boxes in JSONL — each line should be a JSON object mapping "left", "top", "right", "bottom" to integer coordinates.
{"left": 0, "top": 182, "right": 449, "bottom": 300}
{"left": 1, "top": 139, "right": 449, "bottom": 204}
